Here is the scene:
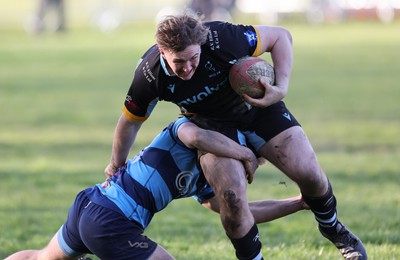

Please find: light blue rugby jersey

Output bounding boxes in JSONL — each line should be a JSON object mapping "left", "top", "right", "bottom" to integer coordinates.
{"left": 92, "top": 117, "right": 214, "bottom": 229}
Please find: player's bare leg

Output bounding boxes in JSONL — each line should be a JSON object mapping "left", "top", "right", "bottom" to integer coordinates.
{"left": 200, "top": 154, "right": 263, "bottom": 260}
{"left": 200, "top": 154, "right": 254, "bottom": 237}
{"left": 148, "top": 245, "right": 175, "bottom": 260}
{"left": 259, "top": 126, "right": 327, "bottom": 196}
{"left": 5, "top": 233, "right": 74, "bottom": 260}
{"left": 258, "top": 125, "right": 367, "bottom": 259}
{"left": 6, "top": 232, "right": 175, "bottom": 260}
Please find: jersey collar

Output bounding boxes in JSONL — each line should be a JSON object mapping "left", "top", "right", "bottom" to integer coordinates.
{"left": 160, "top": 55, "right": 176, "bottom": 77}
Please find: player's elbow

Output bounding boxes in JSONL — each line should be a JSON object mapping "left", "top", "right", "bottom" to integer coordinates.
{"left": 271, "top": 26, "right": 292, "bottom": 47}
{"left": 188, "top": 129, "right": 207, "bottom": 148}
{"left": 282, "top": 27, "right": 293, "bottom": 46}
{"left": 179, "top": 125, "right": 206, "bottom": 149}
{"left": 202, "top": 198, "right": 220, "bottom": 214}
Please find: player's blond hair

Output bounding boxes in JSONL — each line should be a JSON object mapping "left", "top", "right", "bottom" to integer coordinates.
{"left": 156, "top": 11, "right": 209, "bottom": 52}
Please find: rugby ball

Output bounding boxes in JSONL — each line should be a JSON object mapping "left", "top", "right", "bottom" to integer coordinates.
{"left": 229, "top": 56, "right": 275, "bottom": 98}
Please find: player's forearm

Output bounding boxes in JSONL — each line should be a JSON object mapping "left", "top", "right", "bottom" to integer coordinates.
{"left": 178, "top": 122, "right": 255, "bottom": 165}
{"left": 202, "top": 196, "right": 307, "bottom": 223}
{"left": 263, "top": 26, "right": 292, "bottom": 99}
{"left": 269, "top": 28, "right": 292, "bottom": 99}
{"left": 250, "top": 196, "right": 305, "bottom": 224}
{"left": 194, "top": 129, "right": 253, "bottom": 162}
{"left": 110, "top": 114, "right": 141, "bottom": 167}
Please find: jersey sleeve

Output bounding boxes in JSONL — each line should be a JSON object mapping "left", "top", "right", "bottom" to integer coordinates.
{"left": 123, "top": 49, "right": 160, "bottom": 122}
{"left": 205, "top": 22, "right": 262, "bottom": 61}
{"left": 169, "top": 117, "right": 191, "bottom": 143}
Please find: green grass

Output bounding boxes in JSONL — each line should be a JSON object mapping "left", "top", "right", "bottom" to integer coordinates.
{"left": 1, "top": 20, "right": 400, "bottom": 260}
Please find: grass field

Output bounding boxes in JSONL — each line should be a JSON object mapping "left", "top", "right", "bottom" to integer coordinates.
{"left": 1, "top": 19, "right": 400, "bottom": 259}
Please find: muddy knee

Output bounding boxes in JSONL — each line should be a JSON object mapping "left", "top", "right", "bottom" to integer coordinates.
{"left": 223, "top": 189, "right": 241, "bottom": 213}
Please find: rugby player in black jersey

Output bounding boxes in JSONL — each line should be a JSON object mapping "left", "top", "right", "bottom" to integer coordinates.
{"left": 105, "top": 11, "right": 367, "bottom": 260}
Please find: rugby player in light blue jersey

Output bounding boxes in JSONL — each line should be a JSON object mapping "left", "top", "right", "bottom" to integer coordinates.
{"left": 6, "top": 117, "right": 308, "bottom": 260}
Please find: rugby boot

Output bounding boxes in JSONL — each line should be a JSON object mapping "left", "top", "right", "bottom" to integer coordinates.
{"left": 319, "top": 221, "right": 367, "bottom": 259}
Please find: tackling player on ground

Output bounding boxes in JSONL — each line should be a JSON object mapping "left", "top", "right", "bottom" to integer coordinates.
{"left": 6, "top": 118, "right": 309, "bottom": 259}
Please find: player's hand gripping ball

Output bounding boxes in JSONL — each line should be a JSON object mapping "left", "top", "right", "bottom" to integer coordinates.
{"left": 229, "top": 56, "right": 275, "bottom": 98}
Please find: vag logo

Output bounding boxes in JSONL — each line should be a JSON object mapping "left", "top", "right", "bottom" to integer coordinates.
{"left": 128, "top": 241, "right": 149, "bottom": 248}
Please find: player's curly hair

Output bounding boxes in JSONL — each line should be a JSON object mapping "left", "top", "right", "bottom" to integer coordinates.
{"left": 156, "top": 11, "right": 209, "bottom": 52}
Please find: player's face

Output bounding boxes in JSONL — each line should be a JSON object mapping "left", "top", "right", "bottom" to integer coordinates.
{"left": 161, "top": 45, "right": 201, "bottom": 80}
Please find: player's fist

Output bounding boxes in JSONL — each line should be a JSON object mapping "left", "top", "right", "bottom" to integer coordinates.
{"left": 104, "top": 163, "right": 118, "bottom": 178}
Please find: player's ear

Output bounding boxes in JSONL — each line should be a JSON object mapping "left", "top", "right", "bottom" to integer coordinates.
{"left": 159, "top": 48, "right": 166, "bottom": 58}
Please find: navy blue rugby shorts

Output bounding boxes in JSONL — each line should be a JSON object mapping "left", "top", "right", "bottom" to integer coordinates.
{"left": 187, "top": 101, "right": 300, "bottom": 154}
{"left": 243, "top": 101, "right": 301, "bottom": 152}
{"left": 57, "top": 190, "right": 157, "bottom": 259}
